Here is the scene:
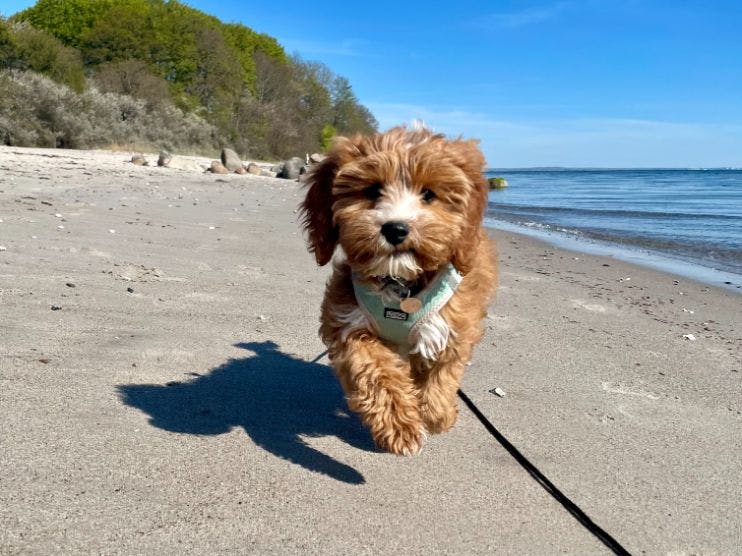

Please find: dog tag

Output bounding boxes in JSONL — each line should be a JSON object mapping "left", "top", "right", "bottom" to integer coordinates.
{"left": 400, "top": 297, "right": 422, "bottom": 313}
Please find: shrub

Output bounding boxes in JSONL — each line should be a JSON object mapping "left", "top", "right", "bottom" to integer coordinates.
{"left": 93, "top": 59, "right": 171, "bottom": 108}
{"left": 0, "top": 69, "right": 220, "bottom": 151}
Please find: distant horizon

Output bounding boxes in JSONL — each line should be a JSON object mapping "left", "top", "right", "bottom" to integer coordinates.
{"left": 3, "top": 0, "right": 742, "bottom": 168}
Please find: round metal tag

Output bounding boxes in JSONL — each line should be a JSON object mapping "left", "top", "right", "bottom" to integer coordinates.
{"left": 400, "top": 297, "right": 422, "bottom": 313}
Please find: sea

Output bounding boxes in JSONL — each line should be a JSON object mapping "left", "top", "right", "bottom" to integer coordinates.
{"left": 483, "top": 168, "right": 742, "bottom": 291}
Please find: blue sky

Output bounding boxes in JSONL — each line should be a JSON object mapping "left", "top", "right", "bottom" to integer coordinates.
{"left": 4, "top": 0, "right": 742, "bottom": 167}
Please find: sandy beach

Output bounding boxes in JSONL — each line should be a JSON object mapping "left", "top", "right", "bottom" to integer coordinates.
{"left": 1, "top": 146, "right": 740, "bottom": 554}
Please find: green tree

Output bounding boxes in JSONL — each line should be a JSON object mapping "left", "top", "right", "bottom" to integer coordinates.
{"left": 80, "top": 2, "right": 156, "bottom": 65}
{"left": 0, "top": 18, "right": 16, "bottom": 66}
{"left": 9, "top": 22, "right": 85, "bottom": 91}
{"left": 14, "top": 0, "right": 116, "bottom": 47}
{"left": 331, "top": 76, "right": 377, "bottom": 135}
{"left": 320, "top": 123, "right": 336, "bottom": 152}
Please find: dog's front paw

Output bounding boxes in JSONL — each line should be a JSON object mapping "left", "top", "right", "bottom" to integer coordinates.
{"left": 375, "top": 420, "right": 425, "bottom": 456}
{"left": 360, "top": 402, "right": 424, "bottom": 456}
{"left": 421, "top": 403, "right": 458, "bottom": 434}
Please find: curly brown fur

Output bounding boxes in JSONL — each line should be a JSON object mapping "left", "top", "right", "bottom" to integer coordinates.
{"left": 301, "top": 125, "right": 497, "bottom": 455}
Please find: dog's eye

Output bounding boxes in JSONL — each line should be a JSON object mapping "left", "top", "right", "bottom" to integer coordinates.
{"left": 364, "top": 183, "right": 383, "bottom": 200}
{"left": 421, "top": 188, "right": 436, "bottom": 203}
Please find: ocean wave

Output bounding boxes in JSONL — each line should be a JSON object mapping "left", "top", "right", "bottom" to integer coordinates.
{"left": 487, "top": 202, "right": 742, "bottom": 222}
{"left": 487, "top": 217, "right": 742, "bottom": 275}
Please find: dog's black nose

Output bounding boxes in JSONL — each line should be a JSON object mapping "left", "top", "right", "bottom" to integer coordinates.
{"left": 381, "top": 221, "right": 409, "bottom": 245}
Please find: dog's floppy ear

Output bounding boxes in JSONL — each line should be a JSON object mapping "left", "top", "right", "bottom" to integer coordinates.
{"left": 300, "top": 136, "right": 361, "bottom": 265}
{"left": 448, "top": 139, "right": 489, "bottom": 274}
{"left": 301, "top": 155, "right": 339, "bottom": 266}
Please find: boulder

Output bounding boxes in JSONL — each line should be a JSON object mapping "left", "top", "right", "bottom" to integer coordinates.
{"left": 278, "top": 156, "right": 305, "bottom": 179}
{"left": 309, "top": 153, "right": 326, "bottom": 164}
{"left": 234, "top": 167, "right": 247, "bottom": 175}
{"left": 221, "top": 148, "right": 242, "bottom": 172}
{"left": 131, "top": 154, "right": 147, "bottom": 166}
{"left": 209, "top": 160, "right": 229, "bottom": 174}
{"left": 157, "top": 150, "right": 172, "bottom": 167}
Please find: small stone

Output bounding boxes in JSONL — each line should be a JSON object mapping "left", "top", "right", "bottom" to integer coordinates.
{"left": 157, "top": 150, "right": 172, "bottom": 167}
{"left": 209, "top": 161, "right": 229, "bottom": 175}
{"left": 0, "top": 245, "right": 6, "bottom": 251}
{"left": 39, "top": 358, "right": 50, "bottom": 364}
{"left": 278, "top": 157, "right": 304, "bottom": 179}
{"left": 57, "top": 225, "right": 64, "bottom": 230}
{"left": 131, "top": 155, "right": 146, "bottom": 166}
{"left": 682, "top": 334, "right": 696, "bottom": 341}
{"left": 109, "top": 229, "right": 115, "bottom": 234}
{"left": 258, "top": 314, "right": 266, "bottom": 321}
{"left": 247, "top": 163, "right": 262, "bottom": 175}
{"left": 55, "top": 213, "right": 63, "bottom": 218}
{"left": 66, "top": 282, "right": 76, "bottom": 288}
{"left": 208, "top": 226, "right": 215, "bottom": 230}
{"left": 309, "top": 153, "right": 326, "bottom": 163}
{"left": 51, "top": 305, "right": 62, "bottom": 311}
{"left": 126, "top": 287, "right": 134, "bottom": 293}
{"left": 489, "top": 387, "right": 506, "bottom": 397}
{"left": 234, "top": 167, "right": 247, "bottom": 175}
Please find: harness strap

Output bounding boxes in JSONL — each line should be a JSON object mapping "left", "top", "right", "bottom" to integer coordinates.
{"left": 352, "top": 264, "right": 462, "bottom": 346}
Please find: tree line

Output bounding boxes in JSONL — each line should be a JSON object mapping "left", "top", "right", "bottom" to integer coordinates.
{"left": 0, "top": 0, "right": 377, "bottom": 158}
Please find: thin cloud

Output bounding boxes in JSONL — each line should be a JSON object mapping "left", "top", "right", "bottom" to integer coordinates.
{"left": 278, "top": 38, "right": 367, "bottom": 57}
{"left": 480, "top": 1, "right": 575, "bottom": 29}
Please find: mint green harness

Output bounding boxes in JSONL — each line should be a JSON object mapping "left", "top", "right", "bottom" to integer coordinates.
{"left": 352, "top": 264, "right": 463, "bottom": 346}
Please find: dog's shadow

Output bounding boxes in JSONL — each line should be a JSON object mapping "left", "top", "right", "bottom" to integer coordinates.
{"left": 117, "top": 341, "right": 374, "bottom": 485}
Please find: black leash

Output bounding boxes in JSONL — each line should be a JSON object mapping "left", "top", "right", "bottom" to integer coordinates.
{"left": 458, "top": 389, "right": 632, "bottom": 555}
{"left": 313, "top": 349, "right": 631, "bottom": 554}
{"left": 311, "top": 350, "right": 329, "bottom": 364}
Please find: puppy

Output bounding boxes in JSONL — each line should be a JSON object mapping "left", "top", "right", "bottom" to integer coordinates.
{"left": 301, "top": 125, "right": 497, "bottom": 455}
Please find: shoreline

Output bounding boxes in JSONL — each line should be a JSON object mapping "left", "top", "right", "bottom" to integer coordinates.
{"left": 484, "top": 217, "right": 742, "bottom": 293}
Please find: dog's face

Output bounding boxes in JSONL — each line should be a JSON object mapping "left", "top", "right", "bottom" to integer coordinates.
{"left": 302, "top": 126, "right": 488, "bottom": 281}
